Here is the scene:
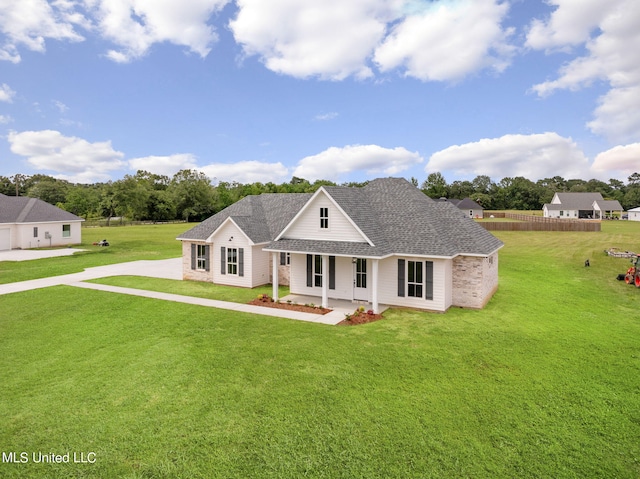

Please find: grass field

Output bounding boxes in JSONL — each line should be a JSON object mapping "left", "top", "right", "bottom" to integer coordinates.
{"left": 0, "top": 223, "right": 185, "bottom": 284}
{"left": 1, "top": 222, "right": 639, "bottom": 478}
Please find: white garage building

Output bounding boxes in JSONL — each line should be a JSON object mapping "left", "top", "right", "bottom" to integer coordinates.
{"left": 0, "top": 193, "right": 83, "bottom": 251}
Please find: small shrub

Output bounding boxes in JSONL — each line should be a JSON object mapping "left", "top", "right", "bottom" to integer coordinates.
{"left": 358, "top": 305, "right": 365, "bottom": 312}
{"left": 344, "top": 313, "right": 352, "bottom": 321}
{"left": 367, "top": 309, "right": 374, "bottom": 315}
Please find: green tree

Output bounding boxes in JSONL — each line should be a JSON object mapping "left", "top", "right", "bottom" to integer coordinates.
{"left": 421, "top": 172, "right": 449, "bottom": 198}
{"left": 170, "top": 169, "right": 215, "bottom": 222}
{"left": 27, "top": 178, "right": 70, "bottom": 205}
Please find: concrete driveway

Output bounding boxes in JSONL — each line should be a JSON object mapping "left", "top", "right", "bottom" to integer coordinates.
{"left": 0, "top": 257, "right": 182, "bottom": 296}
{"left": 0, "top": 248, "right": 87, "bottom": 261}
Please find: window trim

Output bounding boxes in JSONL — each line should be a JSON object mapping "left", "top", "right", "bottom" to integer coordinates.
{"left": 62, "top": 224, "right": 71, "bottom": 238}
{"left": 314, "top": 254, "right": 323, "bottom": 287}
{"left": 227, "top": 247, "right": 238, "bottom": 275}
{"left": 407, "top": 260, "right": 423, "bottom": 298}
{"left": 320, "top": 207, "right": 329, "bottom": 229}
{"left": 197, "top": 244, "right": 207, "bottom": 270}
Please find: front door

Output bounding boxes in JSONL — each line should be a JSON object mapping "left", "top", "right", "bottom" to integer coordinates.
{"left": 353, "top": 258, "right": 368, "bottom": 301}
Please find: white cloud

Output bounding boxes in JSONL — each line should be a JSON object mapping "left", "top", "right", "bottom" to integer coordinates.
{"left": 426, "top": 133, "right": 591, "bottom": 180}
{"left": 0, "top": 83, "right": 16, "bottom": 102}
{"left": 53, "top": 100, "right": 69, "bottom": 113}
{"left": 93, "top": 0, "right": 231, "bottom": 63}
{"left": 129, "top": 154, "right": 198, "bottom": 176}
{"left": 0, "top": 0, "right": 229, "bottom": 63}
{"left": 374, "top": 0, "right": 515, "bottom": 81}
{"left": 592, "top": 143, "right": 640, "bottom": 179}
{"left": 7, "top": 129, "right": 125, "bottom": 183}
{"left": 231, "top": 0, "right": 515, "bottom": 82}
{"left": 230, "top": 0, "right": 394, "bottom": 80}
{"left": 0, "top": 114, "right": 12, "bottom": 123}
{"left": 200, "top": 160, "right": 289, "bottom": 184}
{"left": 315, "top": 112, "right": 339, "bottom": 121}
{"left": 294, "top": 144, "right": 423, "bottom": 182}
{"left": 0, "top": 0, "right": 85, "bottom": 62}
{"left": 527, "top": 0, "right": 640, "bottom": 142}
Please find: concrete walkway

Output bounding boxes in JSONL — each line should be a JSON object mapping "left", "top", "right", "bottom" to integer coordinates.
{"left": 0, "top": 258, "right": 343, "bottom": 325}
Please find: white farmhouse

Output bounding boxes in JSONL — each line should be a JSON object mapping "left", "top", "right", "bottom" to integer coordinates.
{"left": 177, "top": 178, "right": 503, "bottom": 313}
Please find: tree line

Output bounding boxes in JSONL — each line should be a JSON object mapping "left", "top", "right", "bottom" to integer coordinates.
{"left": 2, "top": 170, "right": 640, "bottom": 222}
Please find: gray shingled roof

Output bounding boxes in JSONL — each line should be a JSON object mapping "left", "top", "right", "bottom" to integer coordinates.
{"left": 177, "top": 193, "right": 312, "bottom": 243}
{"left": 179, "top": 178, "right": 503, "bottom": 258}
{"left": 0, "top": 194, "right": 83, "bottom": 224}
{"left": 447, "top": 198, "right": 483, "bottom": 210}
{"left": 594, "top": 199, "right": 623, "bottom": 211}
{"left": 550, "top": 192, "right": 603, "bottom": 210}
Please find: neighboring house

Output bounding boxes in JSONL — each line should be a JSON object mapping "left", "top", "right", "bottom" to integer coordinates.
{"left": 543, "top": 192, "right": 624, "bottom": 219}
{"left": 628, "top": 207, "right": 640, "bottom": 221}
{"left": 0, "top": 193, "right": 83, "bottom": 251}
{"left": 440, "top": 198, "right": 484, "bottom": 218}
{"left": 177, "top": 178, "right": 503, "bottom": 313}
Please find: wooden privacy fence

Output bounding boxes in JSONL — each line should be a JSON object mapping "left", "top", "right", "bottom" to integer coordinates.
{"left": 479, "top": 213, "right": 601, "bottom": 232}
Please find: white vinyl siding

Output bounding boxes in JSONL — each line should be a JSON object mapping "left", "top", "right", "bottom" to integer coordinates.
{"left": 10, "top": 221, "right": 82, "bottom": 249}
{"left": 251, "top": 245, "right": 271, "bottom": 286}
{"left": 282, "top": 192, "right": 366, "bottom": 243}
{"left": 210, "top": 220, "right": 253, "bottom": 288}
{"left": 377, "top": 256, "right": 450, "bottom": 312}
{"left": 289, "top": 254, "right": 353, "bottom": 300}
{"left": 0, "top": 228, "right": 10, "bottom": 250}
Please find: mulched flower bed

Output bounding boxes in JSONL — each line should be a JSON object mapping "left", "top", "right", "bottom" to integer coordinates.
{"left": 248, "top": 296, "right": 332, "bottom": 315}
{"left": 337, "top": 310, "right": 384, "bottom": 326}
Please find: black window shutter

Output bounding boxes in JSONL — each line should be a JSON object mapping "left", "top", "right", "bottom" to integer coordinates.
{"left": 306, "top": 254, "right": 313, "bottom": 287}
{"left": 329, "top": 256, "right": 335, "bottom": 290}
{"left": 397, "top": 259, "right": 405, "bottom": 297}
{"left": 425, "top": 261, "right": 433, "bottom": 300}
{"left": 204, "top": 245, "right": 210, "bottom": 272}
{"left": 280, "top": 252, "right": 286, "bottom": 265}
{"left": 191, "top": 244, "right": 196, "bottom": 270}
{"left": 220, "top": 246, "right": 226, "bottom": 275}
{"left": 239, "top": 248, "right": 244, "bottom": 277}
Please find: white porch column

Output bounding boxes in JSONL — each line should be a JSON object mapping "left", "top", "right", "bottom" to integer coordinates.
{"left": 272, "top": 252, "right": 279, "bottom": 301}
{"left": 321, "top": 254, "right": 329, "bottom": 309}
{"left": 371, "top": 258, "right": 379, "bottom": 314}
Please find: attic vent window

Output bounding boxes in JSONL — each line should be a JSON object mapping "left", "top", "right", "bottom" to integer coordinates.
{"left": 320, "top": 207, "right": 328, "bottom": 229}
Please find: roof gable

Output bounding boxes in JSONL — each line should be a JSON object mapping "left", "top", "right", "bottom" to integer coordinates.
{"left": 276, "top": 187, "right": 373, "bottom": 245}
{"left": 177, "top": 193, "right": 311, "bottom": 242}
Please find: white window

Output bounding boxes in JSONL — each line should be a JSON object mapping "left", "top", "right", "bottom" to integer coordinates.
{"left": 197, "top": 244, "right": 207, "bottom": 270}
{"left": 314, "top": 255, "right": 323, "bottom": 286}
{"left": 227, "top": 248, "right": 238, "bottom": 275}
{"left": 320, "top": 207, "right": 329, "bottom": 229}
{"left": 407, "top": 261, "right": 423, "bottom": 298}
{"left": 62, "top": 224, "right": 71, "bottom": 237}
{"left": 355, "top": 258, "right": 367, "bottom": 288}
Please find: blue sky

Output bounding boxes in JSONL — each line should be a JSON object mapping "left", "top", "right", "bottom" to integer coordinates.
{"left": 0, "top": 0, "right": 639, "bottom": 185}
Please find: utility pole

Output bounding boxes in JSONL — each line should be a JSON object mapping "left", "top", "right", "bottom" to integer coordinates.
{"left": 10, "top": 173, "right": 24, "bottom": 196}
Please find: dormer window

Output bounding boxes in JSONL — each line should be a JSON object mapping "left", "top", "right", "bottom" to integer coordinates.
{"left": 320, "top": 207, "right": 329, "bottom": 229}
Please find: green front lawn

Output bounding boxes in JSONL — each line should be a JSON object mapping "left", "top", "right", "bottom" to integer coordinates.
{"left": 1, "top": 221, "right": 639, "bottom": 478}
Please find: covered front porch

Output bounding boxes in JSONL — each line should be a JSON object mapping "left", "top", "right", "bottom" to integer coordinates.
{"left": 270, "top": 252, "right": 384, "bottom": 314}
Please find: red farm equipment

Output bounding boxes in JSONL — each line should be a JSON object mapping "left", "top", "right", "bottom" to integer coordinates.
{"left": 624, "top": 255, "right": 640, "bottom": 287}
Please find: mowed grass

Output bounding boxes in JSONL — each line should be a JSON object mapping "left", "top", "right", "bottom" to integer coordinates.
{"left": 1, "top": 222, "right": 639, "bottom": 478}
{"left": 0, "top": 224, "right": 185, "bottom": 284}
